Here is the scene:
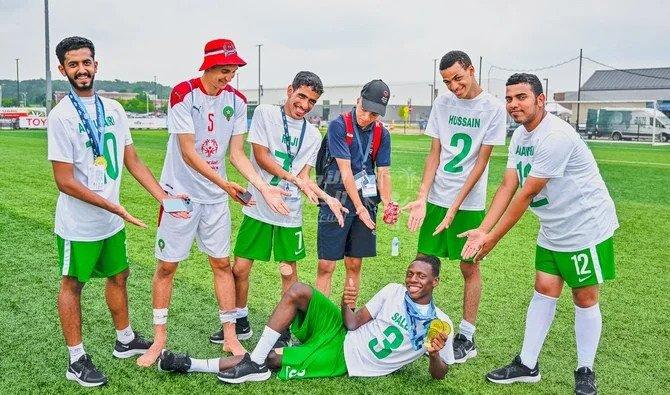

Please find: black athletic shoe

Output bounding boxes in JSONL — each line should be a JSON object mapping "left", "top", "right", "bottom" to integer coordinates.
{"left": 217, "top": 353, "right": 270, "bottom": 384}
{"left": 157, "top": 349, "right": 192, "bottom": 373}
{"left": 272, "top": 329, "right": 291, "bottom": 349}
{"left": 112, "top": 331, "right": 153, "bottom": 358}
{"left": 453, "top": 333, "right": 478, "bottom": 363}
{"left": 210, "top": 317, "right": 254, "bottom": 344}
{"left": 574, "top": 367, "right": 598, "bottom": 395}
{"left": 66, "top": 354, "right": 108, "bottom": 388}
{"left": 486, "top": 355, "right": 541, "bottom": 384}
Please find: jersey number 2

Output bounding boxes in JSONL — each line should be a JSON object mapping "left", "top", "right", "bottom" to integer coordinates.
{"left": 444, "top": 133, "right": 472, "bottom": 173}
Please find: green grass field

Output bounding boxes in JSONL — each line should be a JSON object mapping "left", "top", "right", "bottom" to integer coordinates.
{"left": 1, "top": 130, "right": 669, "bottom": 394}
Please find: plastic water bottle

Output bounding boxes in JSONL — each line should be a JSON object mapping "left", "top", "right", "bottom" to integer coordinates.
{"left": 391, "top": 237, "right": 400, "bottom": 257}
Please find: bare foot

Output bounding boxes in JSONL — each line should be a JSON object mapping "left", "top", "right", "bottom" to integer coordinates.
{"left": 223, "top": 338, "right": 247, "bottom": 356}
{"left": 137, "top": 329, "right": 166, "bottom": 367}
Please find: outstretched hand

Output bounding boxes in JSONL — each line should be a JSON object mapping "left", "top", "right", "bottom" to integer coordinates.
{"left": 403, "top": 199, "right": 426, "bottom": 232}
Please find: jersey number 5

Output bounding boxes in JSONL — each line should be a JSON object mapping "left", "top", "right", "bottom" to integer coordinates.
{"left": 368, "top": 325, "right": 404, "bottom": 360}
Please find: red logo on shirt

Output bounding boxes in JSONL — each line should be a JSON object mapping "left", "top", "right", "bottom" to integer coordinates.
{"left": 201, "top": 138, "right": 219, "bottom": 157}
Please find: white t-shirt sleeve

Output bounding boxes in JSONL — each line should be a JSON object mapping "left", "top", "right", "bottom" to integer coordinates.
{"left": 247, "top": 107, "right": 270, "bottom": 148}
{"left": 233, "top": 99, "right": 248, "bottom": 136}
{"left": 423, "top": 103, "right": 440, "bottom": 139}
{"left": 167, "top": 99, "right": 195, "bottom": 135}
{"left": 435, "top": 311, "right": 456, "bottom": 364}
{"left": 506, "top": 133, "right": 517, "bottom": 169}
{"left": 529, "top": 132, "right": 574, "bottom": 178}
{"left": 47, "top": 114, "right": 74, "bottom": 163}
{"left": 306, "top": 134, "right": 320, "bottom": 168}
{"left": 364, "top": 284, "right": 397, "bottom": 318}
{"left": 483, "top": 105, "right": 507, "bottom": 145}
{"left": 115, "top": 105, "right": 133, "bottom": 146}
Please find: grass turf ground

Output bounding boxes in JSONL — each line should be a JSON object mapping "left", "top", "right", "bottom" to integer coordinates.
{"left": 0, "top": 130, "right": 669, "bottom": 394}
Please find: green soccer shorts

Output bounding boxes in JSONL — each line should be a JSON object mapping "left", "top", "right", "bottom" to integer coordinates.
{"left": 417, "top": 202, "right": 484, "bottom": 262}
{"left": 56, "top": 229, "right": 129, "bottom": 283}
{"left": 233, "top": 215, "right": 306, "bottom": 262}
{"left": 535, "top": 237, "right": 615, "bottom": 288}
{"left": 278, "top": 287, "right": 348, "bottom": 380}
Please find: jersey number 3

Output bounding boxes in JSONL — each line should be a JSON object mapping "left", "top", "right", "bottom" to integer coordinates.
{"left": 368, "top": 325, "right": 404, "bottom": 360}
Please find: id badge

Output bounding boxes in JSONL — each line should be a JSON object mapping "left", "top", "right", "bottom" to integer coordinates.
{"left": 88, "top": 163, "right": 106, "bottom": 191}
{"left": 283, "top": 182, "right": 301, "bottom": 212}
{"left": 354, "top": 171, "right": 367, "bottom": 190}
{"left": 362, "top": 174, "right": 378, "bottom": 197}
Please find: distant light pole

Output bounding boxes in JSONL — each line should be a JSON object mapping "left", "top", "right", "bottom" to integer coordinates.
{"left": 143, "top": 91, "right": 149, "bottom": 114}
{"left": 543, "top": 78, "right": 549, "bottom": 100}
{"left": 44, "top": 0, "right": 52, "bottom": 113}
{"left": 256, "top": 44, "right": 262, "bottom": 104}
{"left": 16, "top": 58, "right": 20, "bottom": 105}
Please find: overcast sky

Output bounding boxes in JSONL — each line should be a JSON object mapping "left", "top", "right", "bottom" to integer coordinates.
{"left": 2, "top": 0, "right": 668, "bottom": 96}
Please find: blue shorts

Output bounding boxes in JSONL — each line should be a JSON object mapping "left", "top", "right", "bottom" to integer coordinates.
{"left": 317, "top": 204, "right": 377, "bottom": 261}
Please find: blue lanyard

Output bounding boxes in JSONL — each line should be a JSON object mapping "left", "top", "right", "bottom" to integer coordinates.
{"left": 68, "top": 89, "right": 106, "bottom": 158}
{"left": 351, "top": 109, "right": 373, "bottom": 172}
{"left": 280, "top": 106, "right": 306, "bottom": 170}
{"left": 404, "top": 291, "right": 437, "bottom": 351}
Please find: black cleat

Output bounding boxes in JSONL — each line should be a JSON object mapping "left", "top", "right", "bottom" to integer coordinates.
{"left": 486, "top": 355, "right": 541, "bottom": 384}
{"left": 453, "top": 333, "right": 478, "bottom": 363}
{"left": 66, "top": 354, "right": 108, "bottom": 388}
{"left": 272, "top": 329, "right": 291, "bottom": 349}
{"left": 157, "top": 349, "right": 192, "bottom": 373}
{"left": 217, "top": 353, "right": 270, "bottom": 384}
{"left": 210, "top": 316, "right": 254, "bottom": 344}
{"left": 112, "top": 331, "right": 153, "bottom": 358}
{"left": 574, "top": 367, "right": 597, "bottom": 395}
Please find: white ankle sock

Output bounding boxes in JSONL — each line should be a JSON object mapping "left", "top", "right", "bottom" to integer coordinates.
{"left": 575, "top": 303, "right": 601, "bottom": 370}
{"left": 459, "top": 320, "right": 476, "bottom": 341}
{"left": 116, "top": 325, "right": 135, "bottom": 344}
{"left": 68, "top": 343, "right": 86, "bottom": 364}
{"left": 519, "top": 291, "right": 557, "bottom": 369}
{"left": 250, "top": 326, "right": 280, "bottom": 364}
{"left": 188, "top": 357, "right": 221, "bottom": 373}
{"left": 219, "top": 310, "right": 237, "bottom": 324}
{"left": 236, "top": 306, "right": 249, "bottom": 319}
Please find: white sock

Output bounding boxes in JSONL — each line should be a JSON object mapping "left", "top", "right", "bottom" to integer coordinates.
{"left": 116, "top": 325, "right": 135, "bottom": 344}
{"left": 575, "top": 303, "right": 601, "bottom": 370}
{"left": 68, "top": 343, "right": 86, "bottom": 364}
{"left": 250, "top": 326, "right": 281, "bottom": 364}
{"left": 459, "top": 320, "right": 476, "bottom": 341}
{"left": 519, "top": 291, "right": 558, "bottom": 369}
{"left": 188, "top": 357, "right": 221, "bottom": 373}
{"left": 236, "top": 306, "right": 249, "bottom": 319}
{"left": 219, "top": 310, "right": 237, "bottom": 324}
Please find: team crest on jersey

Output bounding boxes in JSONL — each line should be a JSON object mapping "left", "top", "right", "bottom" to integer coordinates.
{"left": 201, "top": 138, "right": 219, "bottom": 157}
{"left": 223, "top": 106, "right": 234, "bottom": 121}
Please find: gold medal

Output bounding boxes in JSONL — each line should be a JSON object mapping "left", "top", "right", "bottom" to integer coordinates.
{"left": 94, "top": 156, "right": 107, "bottom": 167}
{"left": 423, "top": 319, "right": 452, "bottom": 348}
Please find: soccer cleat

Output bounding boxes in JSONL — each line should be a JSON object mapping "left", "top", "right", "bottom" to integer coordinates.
{"left": 272, "top": 329, "right": 292, "bottom": 349}
{"left": 217, "top": 353, "right": 270, "bottom": 384}
{"left": 453, "top": 333, "right": 478, "bottom": 363}
{"left": 574, "top": 367, "right": 598, "bottom": 395}
{"left": 157, "top": 349, "right": 192, "bottom": 373}
{"left": 65, "top": 354, "right": 108, "bottom": 388}
{"left": 210, "top": 317, "right": 254, "bottom": 344}
{"left": 112, "top": 331, "right": 153, "bottom": 358}
{"left": 486, "top": 355, "right": 541, "bottom": 384}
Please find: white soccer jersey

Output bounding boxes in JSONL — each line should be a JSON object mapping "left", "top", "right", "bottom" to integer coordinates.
{"left": 160, "top": 78, "right": 248, "bottom": 204}
{"left": 506, "top": 112, "right": 619, "bottom": 251}
{"left": 343, "top": 283, "right": 455, "bottom": 377}
{"left": 242, "top": 104, "right": 321, "bottom": 227}
{"left": 425, "top": 91, "right": 506, "bottom": 210}
{"left": 47, "top": 95, "right": 132, "bottom": 241}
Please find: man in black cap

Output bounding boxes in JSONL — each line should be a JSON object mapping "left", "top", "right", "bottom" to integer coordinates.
{"left": 314, "top": 80, "right": 398, "bottom": 305}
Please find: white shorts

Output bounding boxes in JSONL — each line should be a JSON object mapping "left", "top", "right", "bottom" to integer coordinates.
{"left": 155, "top": 201, "right": 231, "bottom": 262}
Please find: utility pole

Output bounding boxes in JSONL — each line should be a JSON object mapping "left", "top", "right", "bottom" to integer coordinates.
{"left": 543, "top": 78, "right": 549, "bottom": 99}
{"left": 44, "top": 0, "right": 52, "bottom": 113}
{"left": 576, "top": 49, "right": 583, "bottom": 131}
{"left": 432, "top": 58, "right": 437, "bottom": 104}
{"left": 16, "top": 58, "right": 20, "bottom": 105}
{"left": 256, "top": 44, "right": 262, "bottom": 104}
{"left": 478, "top": 56, "right": 482, "bottom": 85}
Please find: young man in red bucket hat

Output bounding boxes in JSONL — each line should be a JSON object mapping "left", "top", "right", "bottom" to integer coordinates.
{"left": 138, "top": 38, "right": 290, "bottom": 367}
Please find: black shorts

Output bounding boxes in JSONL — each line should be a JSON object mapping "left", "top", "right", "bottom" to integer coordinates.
{"left": 317, "top": 204, "right": 377, "bottom": 261}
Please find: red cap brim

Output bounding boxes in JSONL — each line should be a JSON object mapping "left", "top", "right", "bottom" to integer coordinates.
{"left": 199, "top": 53, "right": 247, "bottom": 71}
